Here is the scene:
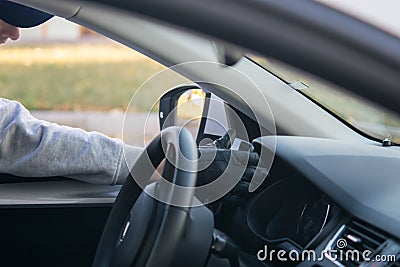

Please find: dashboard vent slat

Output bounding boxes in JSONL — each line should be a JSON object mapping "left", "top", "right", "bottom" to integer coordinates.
{"left": 351, "top": 220, "right": 389, "bottom": 242}
{"left": 345, "top": 226, "right": 382, "bottom": 248}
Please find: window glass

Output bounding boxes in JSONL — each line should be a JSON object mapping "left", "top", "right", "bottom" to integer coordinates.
{"left": 248, "top": 55, "right": 400, "bottom": 144}
{"left": 0, "top": 20, "right": 164, "bottom": 147}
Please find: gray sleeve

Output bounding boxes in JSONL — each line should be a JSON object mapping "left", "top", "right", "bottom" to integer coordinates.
{"left": 0, "top": 98, "right": 143, "bottom": 185}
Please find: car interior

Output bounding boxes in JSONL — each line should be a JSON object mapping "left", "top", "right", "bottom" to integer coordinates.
{"left": 1, "top": 0, "right": 400, "bottom": 267}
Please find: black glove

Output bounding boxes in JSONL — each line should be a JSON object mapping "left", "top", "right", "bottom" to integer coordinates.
{"left": 197, "top": 147, "right": 262, "bottom": 186}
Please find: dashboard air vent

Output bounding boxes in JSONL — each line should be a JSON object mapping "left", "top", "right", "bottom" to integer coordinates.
{"left": 327, "top": 220, "right": 390, "bottom": 267}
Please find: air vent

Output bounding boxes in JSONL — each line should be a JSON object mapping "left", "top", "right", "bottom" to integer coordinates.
{"left": 326, "top": 220, "right": 391, "bottom": 267}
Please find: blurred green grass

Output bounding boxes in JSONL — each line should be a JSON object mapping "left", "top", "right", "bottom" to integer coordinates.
{"left": 0, "top": 44, "right": 167, "bottom": 111}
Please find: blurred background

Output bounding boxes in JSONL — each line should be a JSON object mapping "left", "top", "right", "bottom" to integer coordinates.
{"left": 1, "top": 18, "right": 164, "bottom": 147}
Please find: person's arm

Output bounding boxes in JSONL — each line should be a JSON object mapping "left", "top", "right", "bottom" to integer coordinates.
{"left": 0, "top": 98, "right": 143, "bottom": 184}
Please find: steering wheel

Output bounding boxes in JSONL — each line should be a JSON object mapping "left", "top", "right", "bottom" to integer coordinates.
{"left": 93, "top": 127, "right": 214, "bottom": 267}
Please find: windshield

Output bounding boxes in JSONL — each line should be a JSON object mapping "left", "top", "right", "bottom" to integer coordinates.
{"left": 249, "top": 56, "right": 400, "bottom": 144}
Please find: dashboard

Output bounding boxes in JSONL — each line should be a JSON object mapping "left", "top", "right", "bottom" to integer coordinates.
{"left": 253, "top": 136, "right": 400, "bottom": 239}
{"left": 247, "top": 177, "right": 339, "bottom": 250}
{"left": 216, "top": 136, "right": 400, "bottom": 267}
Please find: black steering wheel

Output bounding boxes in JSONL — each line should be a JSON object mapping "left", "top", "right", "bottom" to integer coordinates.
{"left": 93, "top": 127, "right": 214, "bottom": 267}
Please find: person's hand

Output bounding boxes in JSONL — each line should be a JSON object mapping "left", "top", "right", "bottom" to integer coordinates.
{"left": 197, "top": 147, "right": 263, "bottom": 186}
{"left": 0, "top": 19, "right": 19, "bottom": 44}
